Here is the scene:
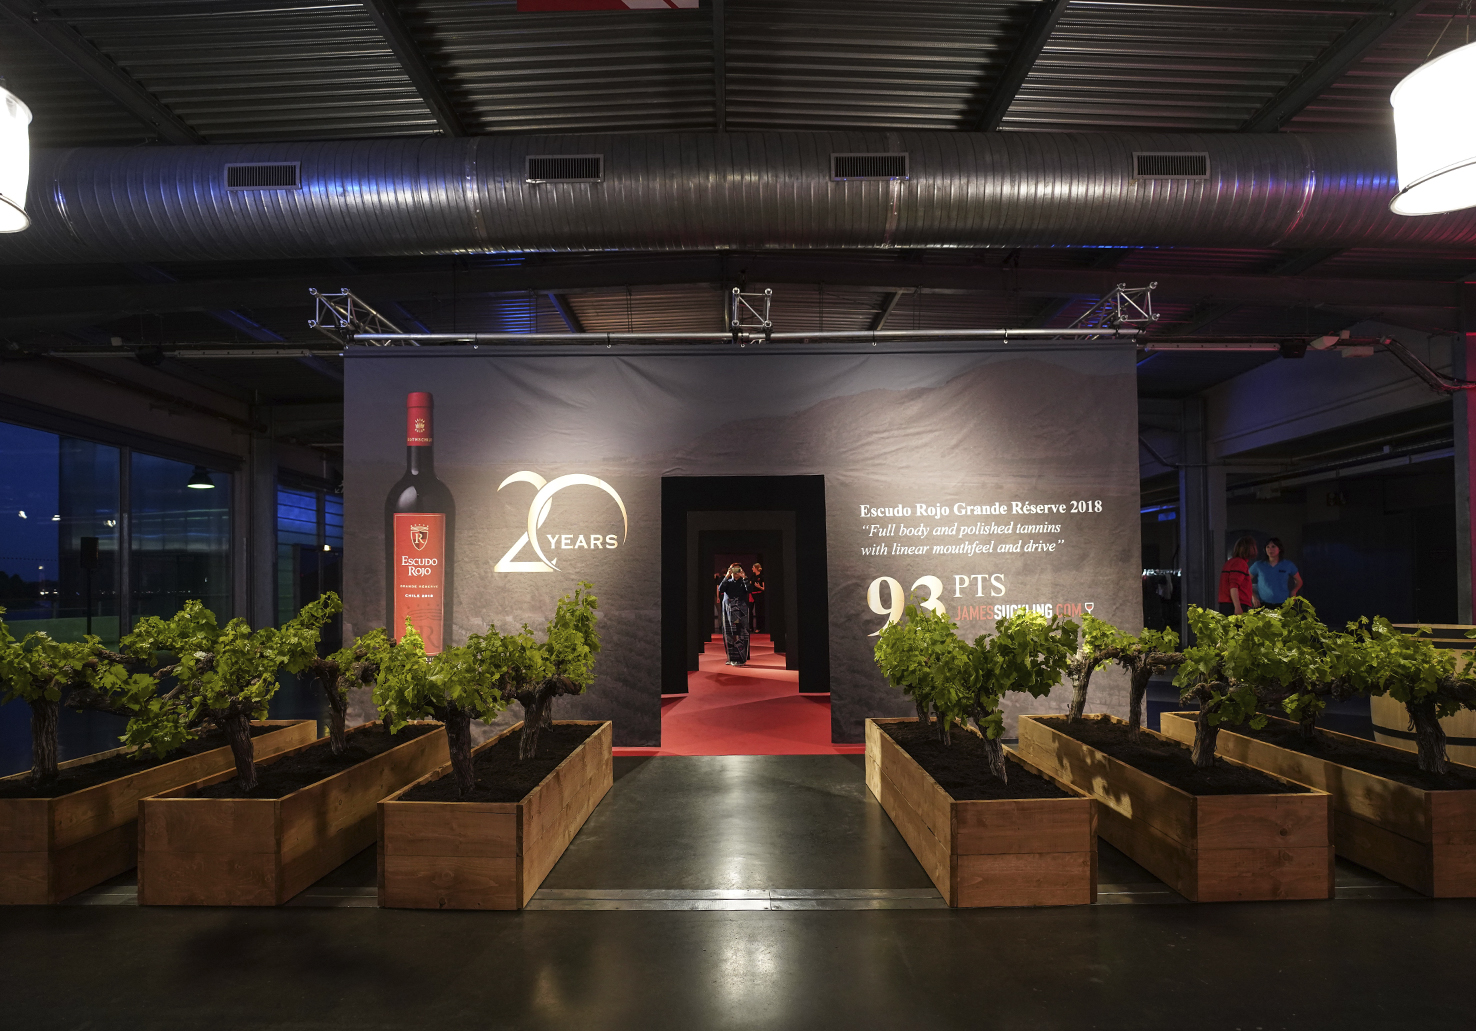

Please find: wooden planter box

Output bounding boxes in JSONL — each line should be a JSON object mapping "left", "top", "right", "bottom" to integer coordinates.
{"left": 1160, "top": 711, "right": 1476, "bottom": 897}
{"left": 864, "top": 718, "right": 1097, "bottom": 907}
{"left": 1, "top": 720, "right": 314, "bottom": 905}
{"left": 1016, "top": 714, "right": 1333, "bottom": 903}
{"left": 138, "top": 721, "right": 448, "bottom": 906}
{"left": 378, "top": 721, "right": 613, "bottom": 910}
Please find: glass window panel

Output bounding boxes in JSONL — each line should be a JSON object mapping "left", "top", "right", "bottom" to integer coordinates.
{"left": 276, "top": 487, "right": 318, "bottom": 547}
{"left": 324, "top": 493, "right": 344, "bottom": 549}
{"left": 0, "top": 422, "right": 120, "bottom": 644}
{"left": 130, "top": 453, "right": 230, "bottom": 621}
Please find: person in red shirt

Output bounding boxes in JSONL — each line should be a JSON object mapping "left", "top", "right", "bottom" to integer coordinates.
{"left": 1217, "top": 536, "right": 1260, "bottom": 616}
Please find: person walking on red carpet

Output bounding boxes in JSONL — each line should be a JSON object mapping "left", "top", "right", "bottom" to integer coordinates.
{"left": 748, "top": 562, "right": 766, "bottom": 632}
{"left": 716, "top": 563, "right": 752, "bottom": 665}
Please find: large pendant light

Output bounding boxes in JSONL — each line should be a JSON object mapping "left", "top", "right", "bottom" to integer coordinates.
{"left": 1390, "top": 40, "right": 1476, "bottom": 216}
{"left": 0, "top": 85, "right": 30, "bottom": 232}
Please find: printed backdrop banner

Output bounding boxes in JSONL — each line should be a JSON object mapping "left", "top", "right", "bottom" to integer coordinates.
{"left": 344, "top": 344, "right": 1142, "bottom": 747}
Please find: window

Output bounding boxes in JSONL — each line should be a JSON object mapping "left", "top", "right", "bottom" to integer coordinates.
{"left": 276, "top": 485, "right": 342, "bottom": 650}
{"left": 129, "top": 453, "right": 231, "bottom": 622}
{"left": 0, "top": 422, "right": 121, "bottom": 644}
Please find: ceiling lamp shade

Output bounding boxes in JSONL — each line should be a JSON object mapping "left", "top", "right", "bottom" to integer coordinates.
{"left": 1391, "top": 41, "right": 1476, "bottom": 216}
{"left": 187, "top": 465, "right": 216, "bottom": 489}
{"left": 0, "top": 85, "right": 31, "bottom": 233}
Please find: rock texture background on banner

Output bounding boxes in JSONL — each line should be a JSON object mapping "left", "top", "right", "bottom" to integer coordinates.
{"left": 344, "top": 344, "right": 1140, "bottom": 747}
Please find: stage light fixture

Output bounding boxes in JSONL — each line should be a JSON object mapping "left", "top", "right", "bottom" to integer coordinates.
{"left": 187, "top": 466, "right": 216, "bottom": 489}
{"left": 0, "top": 84, "right": 31, "bottom": 232}
{"left": 1391, "top": 39, "right": 1476, "bottom": 215}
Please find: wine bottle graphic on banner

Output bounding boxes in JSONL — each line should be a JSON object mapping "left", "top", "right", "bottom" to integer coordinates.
{"left": 385, "top": 391, "right": 455, "bottom": 653}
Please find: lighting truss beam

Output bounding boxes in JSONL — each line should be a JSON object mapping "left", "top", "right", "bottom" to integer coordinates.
{"left": 360, "top": 0, "right": 466, "bottom": 137}
{"left": 547, "top": 293, "right": 585, "bottom": 333}
{"left": 1240, "top": 0, "right": 1429, "bottom": 132}
{"left": 0, "top": 0, "right": 202, "bottom": 144}
{"left": 870, "top": 290, "right": 905, "bottom": 331}
{"left": 973, "top": 0, "right": 1070, "bottom": 132}
{"left": 0, "top": 259, "right": 1460, "bottom": 332}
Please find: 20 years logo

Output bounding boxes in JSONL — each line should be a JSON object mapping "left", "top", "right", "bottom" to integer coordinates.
{"left": 493, "top": 471, "right": 629, "bottom": 573}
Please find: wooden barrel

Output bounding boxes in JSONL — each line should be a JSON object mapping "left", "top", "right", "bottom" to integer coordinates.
{"left": 1371, "top": 625, "right": 1476, "bottom": 767}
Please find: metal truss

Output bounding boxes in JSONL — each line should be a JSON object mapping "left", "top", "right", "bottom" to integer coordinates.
{"left": 309, "top": 288, "right": 407, "bottom": 344}
{"left": 729, "top": 287, "right": 773, "bottom": 342}
{"left": 1065, "top": 282, "right": 1158, "bottom": 333}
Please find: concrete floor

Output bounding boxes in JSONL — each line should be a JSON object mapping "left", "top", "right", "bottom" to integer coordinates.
{"left": 4, "top": 754, "right": 1472, "bottom": 1029}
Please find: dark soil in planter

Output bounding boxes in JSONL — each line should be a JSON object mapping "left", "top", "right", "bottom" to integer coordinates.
{"left": 0, "top": 724, "right": 285, "bottom": 800}
{"left": 403, "top": 723, "right": 602, "bottom": 804}
{"left": 882, "top": 721, "right": 1070, "bottom": 800}
{"left": 1043, "top": 715, "right": 1310, "bottom": 796}
{"left": 1237, "top": 713, "right": 1476, "bottom": 792}
{"left": 195, "top": 724, "right": 439, "bottom": 800}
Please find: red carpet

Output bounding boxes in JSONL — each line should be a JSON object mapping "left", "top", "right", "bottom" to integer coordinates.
{"left": 614, "top": 633, "right": 865, "bottom": 756}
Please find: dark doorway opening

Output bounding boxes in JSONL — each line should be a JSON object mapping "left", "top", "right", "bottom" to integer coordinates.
{"left": 661, "top": 476, "right": 829, "bottom": 695}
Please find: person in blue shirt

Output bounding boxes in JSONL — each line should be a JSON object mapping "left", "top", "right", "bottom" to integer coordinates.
{"left": 1249, "top": 537, "right": 1302, "bottom": 608}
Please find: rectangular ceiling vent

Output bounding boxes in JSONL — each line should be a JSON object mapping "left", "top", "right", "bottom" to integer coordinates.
{"left": 526, "top": 155, "right": 603, "bottom": 183}
{"left": 225, "top": 162, "right": 301, "bottom": 190}
{"left": 1133, "top": 152, "right": 1209, "bottom": 180}
{"left": 832, "top": 152, "right": 909, "bottom": 181}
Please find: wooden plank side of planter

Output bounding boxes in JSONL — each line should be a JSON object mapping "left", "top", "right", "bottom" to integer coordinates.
{"left": 377, "top": 721, "right": 613, "bottom": 911}
{"left": 519, "top": 721, "right": 613, "bottom": 908}
{"left": 1018, "top": 715, "right": 1332, "bottom": 903}
{"left": 1, "top": 720, "right": 313, "bottom": 905}
{"left": 1015, "top": 715, "right": 1195, "bottom": 847}
{"left": 1161, "top": 711, "right": 1476, "bottom": 898}
{"left": 866, "top": 719, "right": 1096, "bottom": 908}
{"left": 1158, "top": 712, "right": 1430, "bottom": 841}
{"left": 139, "top": 722, "right": 447, "bottom": 906}
{"left": 865, "top": 719, "right": 954, "bottom": 903}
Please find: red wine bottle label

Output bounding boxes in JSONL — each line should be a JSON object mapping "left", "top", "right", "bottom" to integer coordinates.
{"left": 406, "top": 391, "right": 432, "bottom": 446}
{"left": 393, "top": 512, "right": 445, "bottom": 654}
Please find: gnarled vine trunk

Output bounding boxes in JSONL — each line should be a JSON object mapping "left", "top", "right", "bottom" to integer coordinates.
{"left": 1192, "top": 704, "right": 1219, "bottom": 769}
{"left": 1298, "top": 706, "right": 1318, "bottom": 743}
{"left": 914, "top": 698, "right": 931, "bottom": 729}
{"left": 28, "top": 697, "right": 59, "bottom": 786}
{"left": 1126, "top": 663, "right": 1151, "bottom": 739}
{"left": 1407, "top": 698, "right": 1448, "bottom": 776}
{"left": 1068, "top": 666, "right": 1092, "bottom": 722}
{"left": 442, "top": 705, "right": 475, "bottom": 797}
{"left": 220, "top": 708, "right": 257, "bottom": 791}
{"left": 972, "top": 706, "right": 1007, "bottom": 784}
{"left": 981, "top": 734, "right": 1007, "bottom": 784}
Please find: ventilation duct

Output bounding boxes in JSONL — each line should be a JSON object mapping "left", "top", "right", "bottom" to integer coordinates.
{"left": 3, "top": 132, "right": 1474, "bottom": 264}
{"left": 1133, "top": 152, "right": 1209, "bottom": 179}
{"left": 526, "top": 155, "right": 602, "bottom": 183}
{"left": 832, "top": 153, "right": 908, "bottom": 180}
{"left": 225, "top": 162, "right": 300, "bottom": 190}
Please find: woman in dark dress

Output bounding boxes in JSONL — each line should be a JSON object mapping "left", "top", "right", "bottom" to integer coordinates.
{"left": 716, "top": 563, "right": 752, "bottom": 665}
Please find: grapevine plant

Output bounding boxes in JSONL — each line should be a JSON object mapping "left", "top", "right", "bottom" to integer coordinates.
{"left": 0, "top": 607, "right": 150, "bottom": 786}
{"left": 875, "top": 601, "right": 1075, "bottom": 784}
{"left": 118, "top": 593, "right": 342, "bottom": 790}
{"left": 1364, "top": 619, "right": 1476, "bottom": 775}
{"left": 305, "top": 627, "right": 395, "bottom": 756}
{"left": 373, "top": 621, "right": 519, "bottom": 796}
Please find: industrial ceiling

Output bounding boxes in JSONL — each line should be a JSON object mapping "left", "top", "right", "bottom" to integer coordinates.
{"left": 0, "top": 0, "right": 1470, "bottom": 450}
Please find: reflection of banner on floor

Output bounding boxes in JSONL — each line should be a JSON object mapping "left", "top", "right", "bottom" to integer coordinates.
{"left": 518, "top": 0, "right": 700, "bottom": 10}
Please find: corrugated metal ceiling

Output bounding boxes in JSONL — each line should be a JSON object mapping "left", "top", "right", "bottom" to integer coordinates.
{"left": 3, "top": 0, "right": 1448, "bottom": 142}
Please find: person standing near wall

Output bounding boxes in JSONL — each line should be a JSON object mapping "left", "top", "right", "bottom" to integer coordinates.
{"left": 1217, "top": 536, "right": 1259, "bottom": 616}
{"left": 716, "top": 563, "right": 752, "bottom": 665}
{"left": 1249, "top": 537, "right": 1302, "bottom": 609}
{"left": 748, "top": 561, "right": 766, "bottom": 633}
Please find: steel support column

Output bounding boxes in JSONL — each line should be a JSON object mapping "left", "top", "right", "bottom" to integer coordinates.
{"left": 1456, "top": 284, "right": 1476, "bottom": 622}
{"left": 1179, "top": 396, "right": 1214, "bottom": 641}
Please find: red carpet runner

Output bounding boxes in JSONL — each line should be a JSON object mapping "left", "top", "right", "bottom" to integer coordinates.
{"left": 613, "top": 633, "right": 865, "bottom": 756}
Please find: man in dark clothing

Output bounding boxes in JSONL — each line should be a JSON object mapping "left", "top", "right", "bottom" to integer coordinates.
{"left": 749, "top": 562, "right": 766, "bottom": 633}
